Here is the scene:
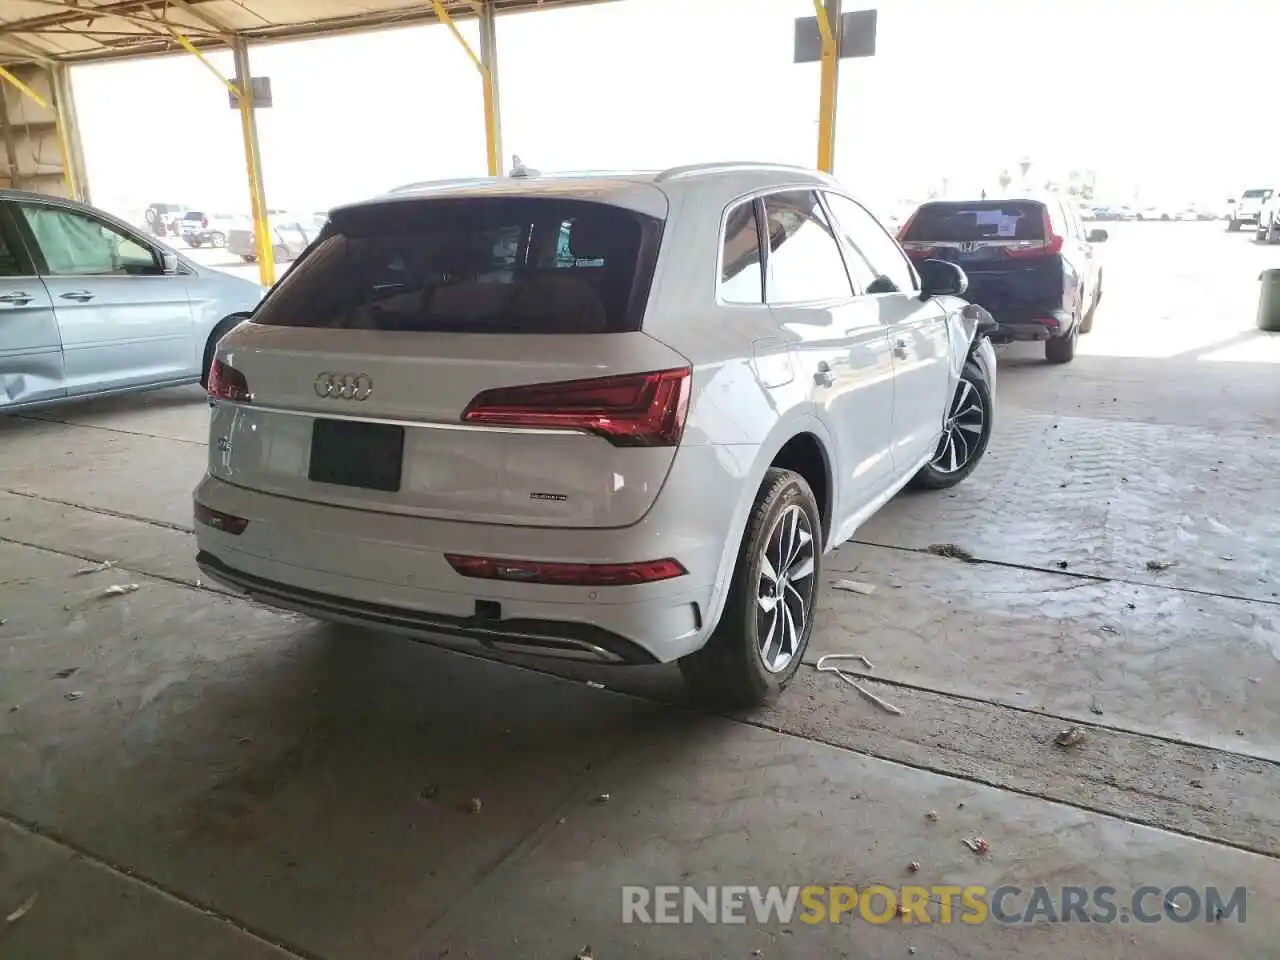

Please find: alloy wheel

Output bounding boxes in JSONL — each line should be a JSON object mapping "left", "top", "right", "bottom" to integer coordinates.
{"left": 756, "top": 504, "right": 816, "bottom": 673}
{"left": 930, "top": 376, "right": 985, "bottom": 474}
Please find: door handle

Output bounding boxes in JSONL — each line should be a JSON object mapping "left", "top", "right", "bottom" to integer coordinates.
{"left": 60, "top": 291, "right": 95, "bottom": 303}
{"left": 892, "top": 338, "right": 908, "bottom": 359}
{"left": 0, "top": 292, "right": 33, "bottom": 306}
{"left": 813, "top": 361, "right": 835, "bottom": 388}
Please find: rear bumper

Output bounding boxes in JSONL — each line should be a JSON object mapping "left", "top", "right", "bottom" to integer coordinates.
{"left": 985, "top": 309, "right": 1074, "bottom": 342}
{"left": 192, "top": 463, "right": 742, "bottom": 664}
{"left": 197, "top": 550, "right": 660, "bottom": 664}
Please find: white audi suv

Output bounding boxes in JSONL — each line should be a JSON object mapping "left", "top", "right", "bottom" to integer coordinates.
{"left": 194, "top": 163, "right": 997, "bottom": 707}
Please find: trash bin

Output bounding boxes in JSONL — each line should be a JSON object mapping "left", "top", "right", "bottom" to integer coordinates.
{"left": 1260, "top": 269, "right": 1280, "bottom": 332}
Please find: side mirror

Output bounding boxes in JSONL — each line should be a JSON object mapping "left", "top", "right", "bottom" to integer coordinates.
{"left": 160, "top": 251, "right": 179, "bottom": 274}
{"left": 1227, "top": 199, "right": 1237, "bottom": 206}
{"left": 1087, "top": 228, "right": 1109, "bottom": 243}
{"left": 917, "top": 258, "right": 968, "bottom": 299}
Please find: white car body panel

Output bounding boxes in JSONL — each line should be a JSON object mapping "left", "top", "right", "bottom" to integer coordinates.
{"left": 194, "top": 164, "right": 990, "bottom": 665}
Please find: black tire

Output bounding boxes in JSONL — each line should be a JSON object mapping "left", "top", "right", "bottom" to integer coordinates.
{"left": 199, "top": 315, "right": 249, "bottom": 389}
{"left": 908, "top": 357, "right": 994, "bottom": 491}
{"left": 1045, "top": 322, "right": 1078, "bottom": 363}
{"left": 188, "top": 238, "right": 203, "bottom": 249}
{"left": 241, "top": 255, "right": 257, "bottom": 263}
{"left": 679, "top": 468, "right": 822, "bottom": 710}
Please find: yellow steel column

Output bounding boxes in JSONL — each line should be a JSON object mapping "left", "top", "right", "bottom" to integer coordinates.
{"left": 50, "top": 64, "right": 89, "bottom": 202}
{"left": 232, "top": 38, "right": 275, "bottom": 287}
{"left": 430, "top": 0, "right": 503, "bottom": 176}
{"left": 477, "top": 1, "right": 503, "bottom": 177}
{"left": 814, "top": 0, "right": 841, "bottom": 174}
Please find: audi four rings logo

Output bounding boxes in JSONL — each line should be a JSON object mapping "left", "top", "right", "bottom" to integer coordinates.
{"left": 314, "top": 372, "right": 373, "bottom": 400}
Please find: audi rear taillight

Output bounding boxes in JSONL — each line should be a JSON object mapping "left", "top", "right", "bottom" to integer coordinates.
{"left": 461, "top": 367, "right": 692, "bottom": 447}
{"left": 207, "top": 359, "right": 251, "bottom": 402}
{"left": 445, "top": 554, "right": 686, "bottom": 587}
{"left": 1004, "top": 208, "right": 1064, "bottom": 259}
{"left": 201, "top": 216, "right": 209, "bottom": 229}
{"left": 194, "top": 501, "right": 249, "bottom": 535}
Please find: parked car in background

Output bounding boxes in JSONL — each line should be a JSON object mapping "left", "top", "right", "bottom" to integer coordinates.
{"left": 1256, "top": 193, "right": 1280, "bottom": 242}
{"left": 1227, "top": 188, "right": 1272, "bottom": 231}
{"left": 898, "top": 194, "right": 1106, "bottom": 362}
{"left": 227, "top": 213, "right": 326, "bottom": 263}
{"left": 195, "top": 164, "right": 997, "bottom": 707}
{"left": 180, "top": 210, "right": 237, "bottom": 248}
{"left": 143, "top": 202, "right": 188, "bottom": 237}
{"left": 0, "top": 190, "right": 265, "bottom": 412}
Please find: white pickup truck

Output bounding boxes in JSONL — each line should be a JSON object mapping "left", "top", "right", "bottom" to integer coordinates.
{"left": 1227, "top": 187, "right": 1272, "bottom": 232}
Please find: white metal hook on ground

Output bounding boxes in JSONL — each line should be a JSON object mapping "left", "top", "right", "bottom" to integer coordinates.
{"left": 814, "top": 654, "right": 904, "bottom": 716}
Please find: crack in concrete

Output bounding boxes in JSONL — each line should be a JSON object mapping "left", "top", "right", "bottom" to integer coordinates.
{"left": 0, "top": 815, "right": 320, "bottom": 960}
{"left": 0, "top": 489, "right": 194, "bottom": 534}
{"left": 853, "top": 537, "right": 1280, "bottom": 608}
{"left": 16, "top": 413, "right": 208, "bottom": 447}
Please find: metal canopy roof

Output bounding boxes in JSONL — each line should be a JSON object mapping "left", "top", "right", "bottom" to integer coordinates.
{"left": 0, "top": 0, "right": 610, "bottom": 66}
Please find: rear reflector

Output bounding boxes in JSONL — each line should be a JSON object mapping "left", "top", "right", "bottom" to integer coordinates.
{"left": 461, "top": 367, "right": 691, "bottom": 447}
{"left": 444, "top": 554, "right": 687, "bottom": 587}
{"left": 208, "top": 359, "right": 251, "bottom": 402}
{"left": 194, "top": 502, "right": 249, "bottom": 535}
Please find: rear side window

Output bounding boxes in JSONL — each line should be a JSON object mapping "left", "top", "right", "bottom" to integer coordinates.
{"left": 720, "top": 200, "right": 763, "bottom": 303}
{"left": 253, "top": 197, "right": 663, "bottom": 334}
{"left": 762, "top": 191, "right": 853, "bottom": 304}
{"left": 903, "top": 201, "right": 1046, "bottom": 242}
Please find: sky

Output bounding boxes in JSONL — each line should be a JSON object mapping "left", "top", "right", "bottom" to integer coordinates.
{"left": 62, "top": 0, "right": 1280, "bottom": 221}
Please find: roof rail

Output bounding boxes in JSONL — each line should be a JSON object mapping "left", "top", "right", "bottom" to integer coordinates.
{"left": 654, "top": 161, "right": 835, "bottom": 183}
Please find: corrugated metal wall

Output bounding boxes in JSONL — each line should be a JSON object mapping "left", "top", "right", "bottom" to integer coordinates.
{"left": 0, "top": 64, "right": 66, "bottom": 196}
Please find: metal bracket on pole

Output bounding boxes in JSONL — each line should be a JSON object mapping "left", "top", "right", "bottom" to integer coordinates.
{"left": 429, "top": 0, "right": 502, "bottom": 176}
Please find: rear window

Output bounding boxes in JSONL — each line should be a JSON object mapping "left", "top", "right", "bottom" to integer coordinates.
{"left": 1242, "top": 189, "right": 1271, "bottom": 199}
{"left": 903, "top": 201, "right": 1046, "bottom": 242}
{"left": 253, "top": 197, "right": 663, "bottom": 334}
{"left": 182, "top": 212, "right": 205, "bottom": 221}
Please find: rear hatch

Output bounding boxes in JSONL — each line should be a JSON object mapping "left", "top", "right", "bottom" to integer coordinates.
{"left": 180, "top": 211, "right": 206, "bottom": 234}
{"left": 207, "top": 190, "right": 688, "bottom": 529}
{"left": 1238, "top": 188, "right": 1272, "bottom": 218}
{"left": 899, "top": 200, "right": 1064, "bottom": 315}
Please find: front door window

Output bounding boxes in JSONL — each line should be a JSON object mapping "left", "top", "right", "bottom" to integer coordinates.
{"left": 19, "top": 205, "right": 157, "bottom": 276}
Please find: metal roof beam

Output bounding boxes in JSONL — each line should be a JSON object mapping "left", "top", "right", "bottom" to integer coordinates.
{"left": 164, "top": 0, "right": 238, "bottom": 43}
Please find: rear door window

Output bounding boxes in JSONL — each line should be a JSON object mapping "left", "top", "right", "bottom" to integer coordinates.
{"left": 253, "top": 197, "right": 663, "bottom": 334}
{"left": 903, "top": 201, "right": 1046, "bottom": 243}
{"left": 762, "top": 191, "right": 853, "bottom": 304}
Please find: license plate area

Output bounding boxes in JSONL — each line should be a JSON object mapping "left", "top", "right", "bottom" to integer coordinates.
{"left": 308, "top": 418, "right": 405, "bottom": 492}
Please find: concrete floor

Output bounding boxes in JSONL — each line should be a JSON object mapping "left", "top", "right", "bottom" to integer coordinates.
{"left": 2, "top": 221, "right": 1279, "bottom": 958}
